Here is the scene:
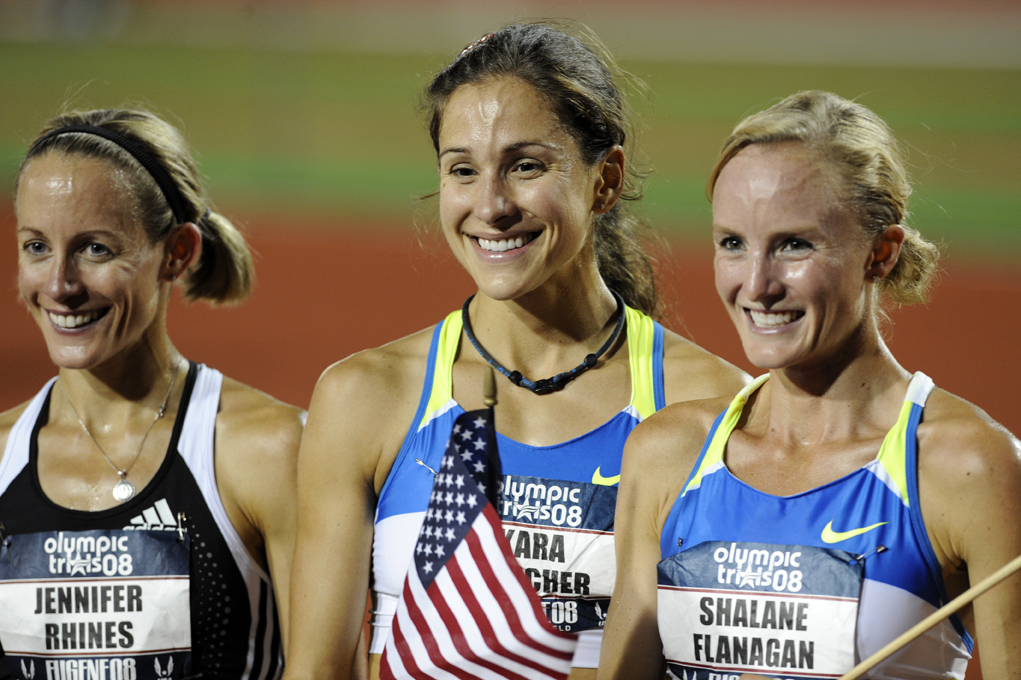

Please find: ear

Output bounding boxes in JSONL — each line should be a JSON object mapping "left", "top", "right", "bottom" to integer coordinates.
{"left": 592, "top": 145, "right": 625, "bottom": 214}
{"left": 866, "top": 224, "right": 905, "bottom": 281}
{"left": 162, "top": 222, "right": 202, "bottom": 282}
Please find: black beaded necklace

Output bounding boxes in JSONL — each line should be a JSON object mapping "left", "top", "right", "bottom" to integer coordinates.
{"left": 461, "top": 291, "right": 626, "bottom": 395}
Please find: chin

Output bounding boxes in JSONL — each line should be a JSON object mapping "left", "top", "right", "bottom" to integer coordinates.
{"left": 44, "top": 342, "right": 107, "bottom": 371}
{"left": 740, "top": 343, "right": 798, "bottom": 371}
{"left": 473, "top": 276, "right": 536, "bottom": 303}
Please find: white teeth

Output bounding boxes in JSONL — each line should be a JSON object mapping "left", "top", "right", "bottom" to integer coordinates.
{"left": 477, "top": 235, "right": 531, "bottom": 252}
{"left": 749, "top": 310, "right": 802, "bottom": 327}
{"left": 49, "top": 310, "right": 102, "bottom": 329}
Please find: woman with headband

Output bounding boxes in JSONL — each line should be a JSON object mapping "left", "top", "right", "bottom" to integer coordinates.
{"left": 599, "top": 91, "right": 1021, "bottom": 679}
{"left": 285, "top": 22, "right": 747, "bottom": 680}
{"left": 0, "top": 109, "right": 302, "bottom": 680}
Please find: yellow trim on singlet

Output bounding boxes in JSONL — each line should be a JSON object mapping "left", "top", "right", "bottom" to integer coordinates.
{"left": 625, "top": 306, "right": 658, "bottom": 421}
{"left": 875, "top": 399, "right": 915, "bottom": 506}
{"left": 682, "top": 373, "right": 926, "bottom": 502}
{"left": 682, "top": 374, "right": 770, "bottom": 497}
{"left": 419, "top": 305, "right": 659, "bottom": 429}
{"left": 420, "top": 310, "right": 464, "bottom": 429}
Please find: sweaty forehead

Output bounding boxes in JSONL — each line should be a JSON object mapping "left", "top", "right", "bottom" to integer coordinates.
{"left": 712, "top": 143, "right": 860, "bottom": 234}
{"left": 720, "top": 144, "right": 844, "bottom": 205}
{"left": 17, "top": 154, "right": 141, "bottom": 229}
{"left": 438, "top": 77, "right": 565, "bottom": 151}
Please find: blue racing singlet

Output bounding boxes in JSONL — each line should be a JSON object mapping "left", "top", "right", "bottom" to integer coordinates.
{"left": 371, "top": 306, "right": 665, "bottom": 668}
{"left": 657, "top": 372, "right": 972, "bottom": 679}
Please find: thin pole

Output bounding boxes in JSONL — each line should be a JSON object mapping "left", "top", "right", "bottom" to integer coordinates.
{"left": 841, "top": 552, "right": 1021, "bottom": 679}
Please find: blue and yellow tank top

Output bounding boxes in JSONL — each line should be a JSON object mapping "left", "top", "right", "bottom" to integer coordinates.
{"left": 371, "top": 306, "right": 664, "bottom": 667}
{"left": 657, "top": 372, "right": 972, "bottom": 679}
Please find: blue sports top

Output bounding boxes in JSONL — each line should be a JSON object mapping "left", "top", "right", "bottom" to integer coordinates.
{"left": 371, "top": 306, "right": 665, "bottom": 668}
{"left": 657, "top": 372, "right": 972, "bottom": 680}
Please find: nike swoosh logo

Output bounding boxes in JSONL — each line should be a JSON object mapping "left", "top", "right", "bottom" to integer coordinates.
{"left": 592, "top": 467, "right": 620, "bottom": 486}
{"left": 821, "top": 520, "right": 888, "bottom": 544}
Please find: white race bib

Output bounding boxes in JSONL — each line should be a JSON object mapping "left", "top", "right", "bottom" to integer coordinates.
{"left": 0, "top": 529, "right": 191, "bottom": 680}
{"left": 658, "top": 541, "right": 863, "bottom": 680}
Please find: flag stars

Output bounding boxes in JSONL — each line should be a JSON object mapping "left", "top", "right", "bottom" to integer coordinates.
{"left": 473, "top": 416, "right": 486, "bottom": 429}
{"left": 445, "top": 509, "right": 455, "bottom": 523}
{"left": 473, "top": 438, "right": 486, "bottom": 451}
{"left": 466, "top": 494, "right": 478, "bottom": 508}
{"left": 455, "top": 475, "right": 465, "bottom": 489}
{"left": 473, "top": 460, "right": 485, "bottom": 473}
{"left": 445, "top": 492, "right": 455, "bottom": 505}
{"left": 456, "top": 511, "right": 467, "bottom": 525}
{"left": 455, "top": 493, "right": 466, "bottom": 507}
{"left": 445, "top": 528, "right": 456, "bottom": 541}
{"left": 423, "top": 561, "right": 433, "bottom": 574}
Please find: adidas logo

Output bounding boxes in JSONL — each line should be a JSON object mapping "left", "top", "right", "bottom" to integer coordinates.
{"left": 123, "top": 498, "right": 179, "bottom": 531}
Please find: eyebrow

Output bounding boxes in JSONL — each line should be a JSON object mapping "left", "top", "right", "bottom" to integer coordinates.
{"left": 17, "top": 226, "right": 124, "bottom": 241}
{"left": 438, "top": 140, "right": 554, "bottom": 160}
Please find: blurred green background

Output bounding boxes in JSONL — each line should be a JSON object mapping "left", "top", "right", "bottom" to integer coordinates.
{"left": 2, "top": 0, "right": 1020, "bottom": 434}
{"left": 1, "top": 0, "right": 1018, "bottom": 259}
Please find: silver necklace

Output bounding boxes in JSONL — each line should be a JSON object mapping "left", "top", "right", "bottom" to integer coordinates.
{"left": 57, "top": 360, "right": 181, "bottom": 503}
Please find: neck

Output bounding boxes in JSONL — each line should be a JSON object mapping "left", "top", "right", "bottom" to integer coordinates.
{"left": 760, "top": 330, "right": 911, "bottom": 445}
{"left": 56, "top": 334, "right": 184, "bottom": 427}
{"left": 467, "top": 274, "right": 620, "bottom": 378}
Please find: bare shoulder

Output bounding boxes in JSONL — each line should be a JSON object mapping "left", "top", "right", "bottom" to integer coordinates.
{"left": 311, "top": 325, "right": 435, "bottom": 416}
{"left": 629, "top": 395, "right": 732, "bottom": 464}
{"left": 216, "top": 377, "right": 306, "bottom": 457}
{"left": 661, "top": 328, "right": 750, "bottom": 404}
{"left": 0, "top": 401, "right": 32, "bottom": 465}
{"left": 302, "top": 325, "right": 437, "bottom": 492}
{"left": 621, "top": 396, "right": 732, "bottom": 526}
{"left": 917, "top": 388, "right": 1021, "bottom": 494}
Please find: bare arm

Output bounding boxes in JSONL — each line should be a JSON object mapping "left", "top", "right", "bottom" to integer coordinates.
{"left": 215, "top": 380, "right": 305, "bottom": 648}
{"left": 599, "top": 403, "right": 717, "bottom": 680}
{"left": 918, "top": 397, "right": 1021, "bottom": 679}
{"left": 284, "top": 339, "right": 427, "bottom": 680}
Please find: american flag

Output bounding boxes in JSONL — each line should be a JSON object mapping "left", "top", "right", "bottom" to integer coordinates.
{"left": 380, "top": 408, "right": 578, "bottom": 680}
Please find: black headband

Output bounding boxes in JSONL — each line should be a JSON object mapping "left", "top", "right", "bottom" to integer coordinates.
{"left": 29, "top": 124, "right": 188, "bottom": 226}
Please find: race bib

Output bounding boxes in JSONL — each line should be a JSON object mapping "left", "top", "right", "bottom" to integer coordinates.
{"left": 658, "top": 541, "right": 862, "bottom": 680}
{"left": 499, "top": 474, "right": 616, "bottom": 633}
{"left": 0, "top": 529, "right": 191, "bottom": 680}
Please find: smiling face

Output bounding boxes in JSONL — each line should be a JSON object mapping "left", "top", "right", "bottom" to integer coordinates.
{"left": 712, "top": 143, "right": 877, "bottom": 370}
{"left": 437, "top": 77, "right": 608, "bottom": 301}
{"left": 16, "top": 154, "right": 170, "bottom": 370}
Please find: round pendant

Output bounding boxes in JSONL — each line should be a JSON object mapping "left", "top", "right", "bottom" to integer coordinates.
{"left": 112, "top": 479, "right": 136, "bottom": 503}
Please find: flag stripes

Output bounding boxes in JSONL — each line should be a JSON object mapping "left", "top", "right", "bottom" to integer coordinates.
{"left": 379, "top": 407, "right": 577, "bottom": 679}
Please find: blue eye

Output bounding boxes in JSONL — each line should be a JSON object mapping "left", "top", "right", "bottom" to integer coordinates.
{"left": 83, "top": 242, "right": 112, "bottom": 258}
{"left": 23, "top": 241, "right": 48, "bottom": 255}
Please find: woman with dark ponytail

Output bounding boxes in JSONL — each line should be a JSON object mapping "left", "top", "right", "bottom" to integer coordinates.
{"left": 0, "top": 108, "right": 301, "bottom": 679}
{"left": 286, "top": 22, "right": 747, "bottom": 679}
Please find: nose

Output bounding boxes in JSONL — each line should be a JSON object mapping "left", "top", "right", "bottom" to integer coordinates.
{"left": 744, "top": 252, "right": 785, "bottom": 304}
{"left": 472, "top": 175, "right": 517, "bottom": 226}
{"left": 43, "top": 254, "right": 86, "bottom": 303}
